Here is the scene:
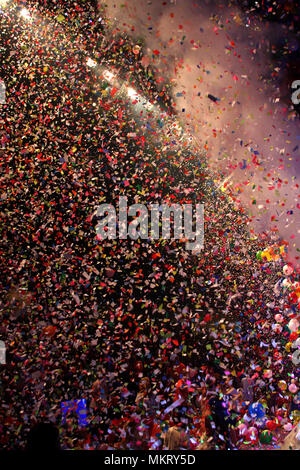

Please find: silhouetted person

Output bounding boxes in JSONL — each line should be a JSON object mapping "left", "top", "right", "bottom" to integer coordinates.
{"left": 26, "top": 423, "right": 60, "bottom": 451}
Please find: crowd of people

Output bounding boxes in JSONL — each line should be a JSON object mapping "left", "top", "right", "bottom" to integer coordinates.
{"left": 0, "top": 0, "right": 299, "bottom": 450}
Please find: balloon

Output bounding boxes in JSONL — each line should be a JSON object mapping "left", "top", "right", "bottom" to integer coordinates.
{"left": 283, "top": 265, "right": 293, "bottom": 276}
{"left": 266, "top": 420, "right": 277, "bottom": 431}
{"left": 290, "top": 332, "right": 298, "bottom": 341}
{"left": 56, "top": 14, "right": 65, "bottom": 23}
{"left": 292, "top": 281, "right": 300, "bottom": 296}
{"left": 248, "top": 402, "right": 265, "bottom": 419}
{"left": 272, "top": 323, "right": 282, "bottom": 333}
{"left": 278, "top": 380, "right": 287, "bottom": 391}
{"left": 246, "top": 427, "right": 258, "bottom": 443}
{"left": 282, "top": 279, "right": 291, "bottom": 288}
{"left": 238, "top": 423, "right": 248, "bottom": 436}
{"left": 135, "top": 360, "right": 143, "bottom": 372}
{"left": 285, "top": 342, "right": 292, "bottom": 352}
{"left": 289, "top": 384, "right": 298, "bottom": 393}
{"left": 105, "top": 268, "right": 115, "bottom": 278}
{"left": 42, "top": 325, "right": 57, "bottom": 338}
{"left": 260, "top": 429, "right": 273, "bottom": 444}
{"left": 133, "top": 45, "right": 141, "bottom": 55}
{"left": 262, "top": 250, "right": 272, "bottom": 261}
{"left": 263, "top": 369, "right": 272, "bottom": 379}
{"left": 274, "top": 314, "right": 283, "bottom": 323}
{"left": 288, "top": 319, "right": 299, "bottom": 332}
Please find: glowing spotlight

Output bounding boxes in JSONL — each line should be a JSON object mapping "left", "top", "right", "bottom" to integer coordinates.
{"left": 103, "top": 70, "right": 115, "bottom": 82}
{"left": 127, "top": 87, "right": 139, "bottom": 100}
{"left": 20, "top": 8, "right": 32, "bottom": 21}
{"left": 87, "top": 58, "right": 97, "bottom": 68}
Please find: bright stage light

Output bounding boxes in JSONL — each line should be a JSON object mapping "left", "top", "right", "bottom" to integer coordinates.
{"left": 20, "top": 8, "right": 32, "bottom": 21}
{"left": 87, "top": 58, "right": 97, "bottom": 68}
{"left": 127, "top": 87, "right": 139, "bottom": 100}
